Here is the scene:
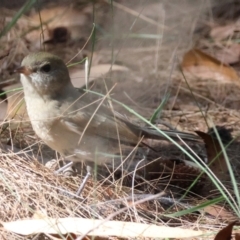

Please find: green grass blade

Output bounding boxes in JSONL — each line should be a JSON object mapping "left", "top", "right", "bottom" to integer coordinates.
{"left": 150, "top": 93, "right": 169, "bottom": 123}
{"left": 0, "top": 0, "right": 37, "bottom": 38}
{"left": 165, "top": 196, "right": 224, "bottom": 217}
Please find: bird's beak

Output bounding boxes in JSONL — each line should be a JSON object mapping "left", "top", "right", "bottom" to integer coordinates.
{"left": 15, "top": 66, "right": 32, "bottom": 75}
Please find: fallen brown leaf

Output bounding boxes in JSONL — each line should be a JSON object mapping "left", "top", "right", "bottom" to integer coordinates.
{"left": 195, "top": 131, "right": 229, "bottom": 182}
{"left": 214, "top": 44, "right": 240, "bottom": 65}
{"left": 3, "top": 217, "right": 203, "bottom": 238}
{"left": 235, "top": 233, "right": 240, "bottom": 240}
{"left": 203, "top": 204, "right": 236, "bottom": 221}
{"left": 210, "top": 24, "right": 236, "bottom": 41}
{"left": 181, "top": 49, "right": 239, "bottom": 84}
{"left": 214, "top": 221, "right": 237, "bottom": 240}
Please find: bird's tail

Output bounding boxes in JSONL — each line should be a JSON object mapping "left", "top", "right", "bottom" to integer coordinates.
{"left": 114, "top": 112, "right": 201, "bottom": 143}
{"left": 124, "top": 120, "right": 201, "bottom": 142}
{"left": 141, "top": 127, "right": 201, "bottom": 142}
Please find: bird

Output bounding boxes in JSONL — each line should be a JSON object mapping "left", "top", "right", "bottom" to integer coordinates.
{"left": 16, "top": 52, "right": 201, "bottom": 193}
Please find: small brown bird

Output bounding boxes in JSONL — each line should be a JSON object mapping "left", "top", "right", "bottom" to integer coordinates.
{"left": 17, "top": 52, "right": 200, "bottom": 167}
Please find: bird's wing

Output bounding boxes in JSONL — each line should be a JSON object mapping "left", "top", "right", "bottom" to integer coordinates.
{"left": 60, "top": 100, "right": 141, "bottom": 145}
{"left": 59, "top": 88, "right": 201, "bottom": 144}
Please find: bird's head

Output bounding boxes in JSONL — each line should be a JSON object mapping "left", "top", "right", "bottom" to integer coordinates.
{"left": 16, "top": 52, "right": 71, "bottom": 98}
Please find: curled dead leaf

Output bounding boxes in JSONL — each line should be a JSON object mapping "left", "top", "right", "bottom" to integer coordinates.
{"left": 214, "top": 221, "right": 238, "bottom": 240}
{"left": 195, "top": 130, "right": 229, "bottom": 182}
{"left": 181, "top": 49, "right": 239, "bottom": 84}
{"left": 235, "top": 233, "right": 240, "bottom": 240}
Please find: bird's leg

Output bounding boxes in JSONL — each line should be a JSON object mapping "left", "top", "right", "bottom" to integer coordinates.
{"left": 76, "top": 165, "right": 92, "bottom": 196}
{"left": 54, "top": 159, "right": 93, "bottom": 196}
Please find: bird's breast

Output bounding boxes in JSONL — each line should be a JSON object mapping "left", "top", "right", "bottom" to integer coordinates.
{"left": 24, "top": 95, "right": 61, "bottom": 143}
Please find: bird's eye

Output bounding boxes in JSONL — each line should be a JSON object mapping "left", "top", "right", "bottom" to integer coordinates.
{"left": 40, "top": 63, "right": 51, "bottom": 73}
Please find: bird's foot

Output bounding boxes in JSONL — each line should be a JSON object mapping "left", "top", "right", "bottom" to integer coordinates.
{"left": 46, "top": 160, "right": 92, "bottom": 196}
{"left": 45, "top": 160, "right": 76, "bottom": 176}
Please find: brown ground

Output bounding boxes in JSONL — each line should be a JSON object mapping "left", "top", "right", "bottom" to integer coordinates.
{"left": 0, "top": 0, "right": 240, "bottom": 239}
